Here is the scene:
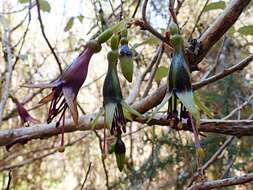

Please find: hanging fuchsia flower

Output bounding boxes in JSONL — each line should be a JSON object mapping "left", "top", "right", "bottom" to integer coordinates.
{"left": 12, "top": 97, "right": 40, "bottom": 126}
{"left": 24, "top": 40, "right": 101, "bottom": 151}
{"left": 25, "top": 40, "right": 101, "bottom": 126}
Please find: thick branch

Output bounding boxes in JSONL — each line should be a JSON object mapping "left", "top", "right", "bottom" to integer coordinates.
{"left": 187, "top": 172, "right": 253, "bottom": 190}
{"left": 190, "top": 0, "right": 251, "bottom": 66}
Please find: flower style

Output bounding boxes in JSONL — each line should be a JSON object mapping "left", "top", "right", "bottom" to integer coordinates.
{"left": 12, "top": 97, "right": 40, "bottom": 126}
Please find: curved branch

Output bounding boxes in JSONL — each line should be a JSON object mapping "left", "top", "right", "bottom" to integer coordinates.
{"left": 186, "top": 172, "right": 253, "bottom": 190}
{"left": 190, "top": 0, "right": 251, "bottom": 66}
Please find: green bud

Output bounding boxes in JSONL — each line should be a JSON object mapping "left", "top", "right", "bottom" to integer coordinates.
{"left": 120, "top": 56, "right": 133, "bottom": 82}
{"left": 97, "top": 29, "right": 113, "bottom": 44}
{"left": 111, "top": 35, "right": 120, "bottom": 50}
{"left": 169, "top": 22, "right": 179, "bottom": 35}
{"left": 121, "top": 29, "right": 128, "bottom": 37}
{"left": 107, "top": 50, "right": 119, "bottom": 64}
{"left": 116, "top": 153, "right": 125, "bottom": 172}
{"left": 170, "top": 34, "right": 184, "bottom": 48}
{"left": 108, "top": 144, "right": 115, "bottom": 154}
{"left": 114, "top": 138, "right": 126, "bottom": 172}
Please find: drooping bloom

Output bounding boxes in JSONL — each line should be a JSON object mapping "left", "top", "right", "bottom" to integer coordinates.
{"left": 12, "top": 97, "right": 40, "bottom": 126}
{"left": 149, "top": 23, "right": 203, "bottom": 158}
{"left": 103, "top": 50, "right": 141, "bottom": 171}
{"left": 24, "top": 40, "right": 101, "bottom": 150}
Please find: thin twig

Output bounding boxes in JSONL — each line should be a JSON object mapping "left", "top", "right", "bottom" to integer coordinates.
{"left": 80, "top": 162, "right": 92, "bottom": 190}
{"left": 222, "top": 93, "right": 253, "bottom": 120}
{"left": 189, "top": 0, "right": 210, "bottom": 39}
{"left": 187, "top": 136, "right": 235, "bottom": 187}
{"left": 35, "top": 0, "right": 63, "bottom": 73}
{"left": 142, "top": 0, "right": 170, "bottom": 45}
{"left": 0, "top": 19, "right": 14, "bottom": 127}
{"left": 186, "top": 172, "right": 253, "bottom": 190}
{"left": 132, "top": 0, "right": 141, "bottom": 18}
{"left": 5, "top": 170, "right": 11, "bottom": 190}
{"left": 142, "top": 45, "right": 164, "bottom": 97}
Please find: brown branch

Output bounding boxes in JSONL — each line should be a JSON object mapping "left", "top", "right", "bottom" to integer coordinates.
{"left": 141, "top": 0, "right": 170, "bottom": 45}
{"left": 0, "top": 134, "right": 88, "bottom": 172}
{"left": 186, "top": 172, "right": 253, "bottom": 190}
{"left": 190, "top": 0, "right": 251, "bottom": 67}
{"left": 80, "top": 162, "right": 92, "bottom": 190}
{"left": 187, "top": 136, "right": 235, "bottom": 187}
{"left": 0, "top": 21, "right": 14, "bottom": 127}
{"left": 35, "top": 0, "right": 63, "bottom": 73}
{"left": 193, "top": 54, "right": 253, "bottom": 90}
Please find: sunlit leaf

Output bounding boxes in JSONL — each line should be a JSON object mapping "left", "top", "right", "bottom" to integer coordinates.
{"left": 194, "top": 92, "right": 213, "bottom": 118}
{"left": 203, "top": 1, "right": 225, "bottom": 12}
{"left": 19, "top": 0, "right": 29, "bottom": 3}
{"left": 39, "top": 0, "right": 51, "bottom": 13}
{"left": 154, "top": 66, "right": 168, "bottom": 82}
{"left": 77, "top": 15, "right": 84, "bottom": 23}
{"left": 135, "top": 37, "right": 160, "bottom": 47}
{"left": 64, "top": 17, "right": 74, "bottom": 32}
{"left": 238, "top": 25, "right": 253, "bottom": 36}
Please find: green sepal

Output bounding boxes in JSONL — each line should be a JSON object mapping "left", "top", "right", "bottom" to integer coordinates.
{"left": 169, "top": 22, "right": 179, "bottom": 35}
{"left": 121, "top": 100, "right": 142, "bottom": 118}
{"left": 147, "top": 92, "right": 172, "bottom": 123}
{"left": 108, "top": 144, "right": 115, "bottom": 154}
{"left": 176, "top": 91, "right": 200, "bottom": 124}
{"left": 119, "top": 56, "right": 133, "bottom": 82}
{"left": 194, "top": 92, "right": 213, "bottom": 119}
{"left": 123, "top": 107, "right": 133, "bottom": 121}
{"left": 104, "top": 103, "right": 116, "bottom": 129}
{"left": 91, "top": 108, "right": 104, "bottom": 129}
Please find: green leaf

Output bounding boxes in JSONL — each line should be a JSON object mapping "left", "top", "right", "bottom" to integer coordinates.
{"left": 194, "top": 92, "right": 213, "bottom": 118}
{"left": 154, "top": 66, "right": 168, "bottom": 82}
{"left": 203, "top": 1, "right": 225, "bottom": 12}
{"left": 77, "top": 15, "right": 84, "bottom": 23}
{"left": 39, "top": 0, "right": 51, "bottom": 13}
{"left": 64, "top": 17, "right": 74, "bottom": 32}
{"left": 238, "top": 25, "right": 253, "bottom": 36}
{"left": 135, "top": 37, "right": 160, "bottom": 47}
{"left": 19, "top": 0, "right": 29, "bottom": 3}
{"left": 228, "top": 26, "right": 236, "bottom": 37}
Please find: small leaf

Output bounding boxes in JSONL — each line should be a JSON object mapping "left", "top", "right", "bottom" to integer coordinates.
{"left": 135, "top": 37, "right": 160, "bottom": 48}
{"left": 64, "top": 17, "right": 74, "bottom": 32}
{"left": 203, "top": 1, "right": 225, "bottom": 12}
{"left": 154, "top": 66, "right": 168, "bottom": 82}
{"left": 19, "top": 0, "right": 29, "bottom": 3}
{"left": 39, "top": 0, "right": 51, "bottom": 13}
{"left": 77, "top": 15, "right": 84, "bottom": 23}
{"left": 194, "top": 92, "right": 213, "bottom": 118}
{"left": 228, "top": 26, "right": 236, "bottom": 37}
{"left": 238, "top": 25, "right": 253, "bottom": 36}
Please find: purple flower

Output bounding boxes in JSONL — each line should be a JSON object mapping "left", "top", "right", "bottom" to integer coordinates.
{"left": 24, "top": 40, "right": 101, "bottom": 149}
{"left": 12, "top": 97, "right": 40, "bottom": 126}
